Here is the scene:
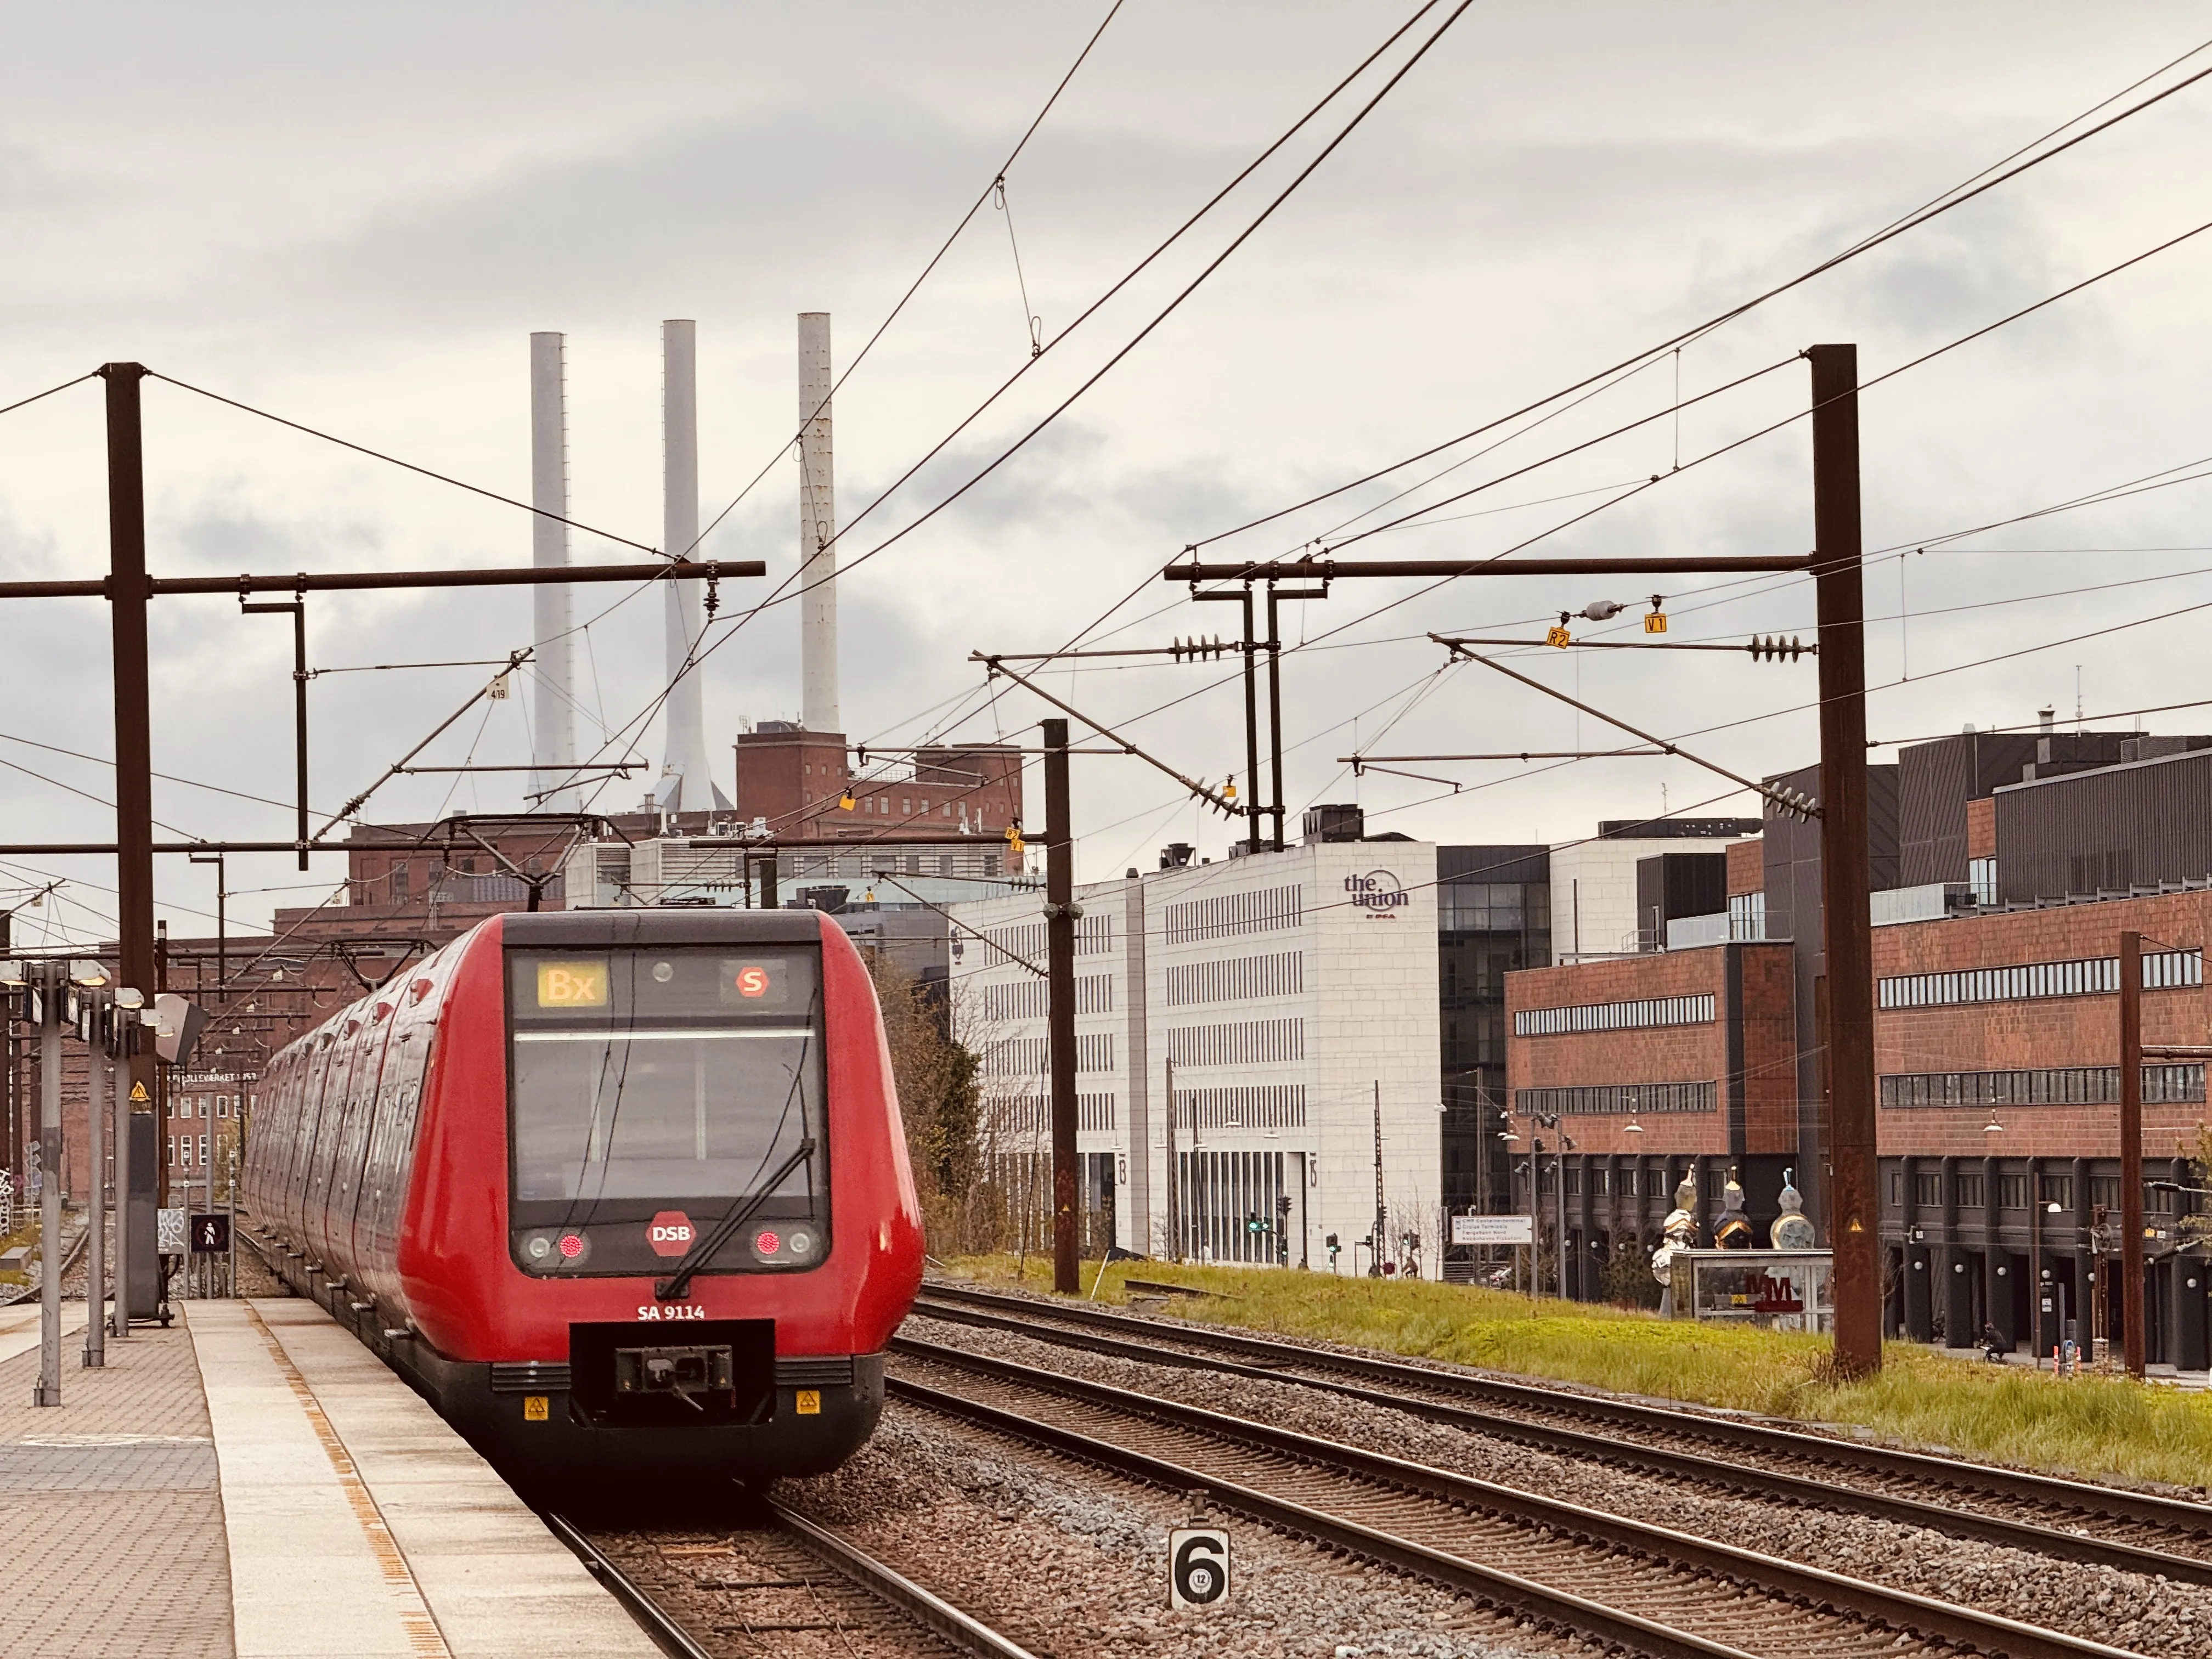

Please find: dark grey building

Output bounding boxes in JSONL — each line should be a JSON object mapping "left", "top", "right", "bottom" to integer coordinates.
{"left": 1437, "top": 844, "right": 1552, "bottom": 1217}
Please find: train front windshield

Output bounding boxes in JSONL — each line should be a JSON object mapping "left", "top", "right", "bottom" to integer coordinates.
{"left": 505, "top": 946, "right": 828, "bottom": 1278}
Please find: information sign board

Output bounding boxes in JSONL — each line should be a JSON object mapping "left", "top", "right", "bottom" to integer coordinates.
{"left": 1452, "top": 1215, "right": 1534, "bottom": 1245}
{"left": 190, "top": 1214, "right": 231, "bottom": 1255}
{"left": 1675, "top": 1250, "right": 1833, "bottom": 1332}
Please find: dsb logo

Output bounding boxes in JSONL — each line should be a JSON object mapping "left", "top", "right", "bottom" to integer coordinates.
{"left": 647, "top": 1211, "right": 695, "bottom": 1256}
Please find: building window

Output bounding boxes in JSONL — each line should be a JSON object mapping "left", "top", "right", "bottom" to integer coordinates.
{"left": 1912, "top": 1171, "right": 1940, "bottom": 1207}
{"left": 1515, "top": 1081, "right": 1716, "bottom": 1115}
{"left": 1564, "top": 1167, "right": 1582, "bottom": 1197}
{"left": 1728, "top": 890, "right": 1766, "bottom": 941}
{"left": 2000, "top": 1173, "right": 2028, "bottom": 1210}
{"left": 1879, "top": 1064, "right": 2204, "bottom": 1109}
{"left": 167, "top": 1137, "right": 176, "bottom": 1167}
{"left": 1165, "top": 951, "right": 1304, "bottom": 1007}
{"left": 2038, "top": 1173, "right": 2073, "bottom": 1210}
{"left": 1877, "top": 947, "right": 2201, "bottom": 1009}
{"left": 1164, "top": 1018, "right": 1305, "bottom": 1068}
{"left": 1956, "top": 1173, "right": 1984, "bottom": 1209}
{"left": 199, "top": 1135, "right": 208, "bottom": 1166}
{"left": 2090, "top": 1176, "right": 2121, "bottom": 1213}
{"left": 1968, "top": 857, "right": 1997, "bottom": 906}
{"left": 1514, "top": 993, "right": 1716, "bottom": 1039}
{"left": 1888, "top": 1171, "right": 1903, "bottom": 1209}
{"left": 391, "top": 862, "right": 409, "bottom": 901}
{"left": 1163, "top": 883, "right": 1305, "bottom": 945}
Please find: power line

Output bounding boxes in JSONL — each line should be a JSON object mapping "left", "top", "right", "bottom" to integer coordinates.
{"left": 675, "top": 0, "right": 1127, "bottom": 564}
{"left": 0, "top": 371, "right": 96, "bottom": 422}
{"left": 145, "top": 371, "right": 664, "bottom": 558}
{"left": 572, "top": 0, "right": 1474, "bottom": 805}
{"left": 1189, "top": 40, "right": 2212, "bottom": 553}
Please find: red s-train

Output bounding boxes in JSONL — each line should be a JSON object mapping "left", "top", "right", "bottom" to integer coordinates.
{"left": 241, "top": 909, "right": 925, "bottom": 1496}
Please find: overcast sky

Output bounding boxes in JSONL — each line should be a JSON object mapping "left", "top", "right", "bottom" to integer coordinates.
{"left": 4, "top": 2, "right": 2211, "bottom": 941}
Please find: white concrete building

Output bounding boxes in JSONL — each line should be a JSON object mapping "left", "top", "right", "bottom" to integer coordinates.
{"left": 1548, "top": 821, "right": 1760, "bottom": 963}
{"left": 949, "top": 839, "right": 1442, "bottom": 1272}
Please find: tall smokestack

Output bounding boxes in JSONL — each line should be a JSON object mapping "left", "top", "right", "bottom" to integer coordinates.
{"left": 661, "top": 319, "right": 724, "bottom": 811}
{"left": 798, "top": 312, "right": 840, "bottom": 736}
{"left": 529, "top": 332, "right": 576, "bottom": 810}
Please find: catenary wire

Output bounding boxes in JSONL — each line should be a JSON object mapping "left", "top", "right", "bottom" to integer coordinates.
{"left": 1188, "top": 40, "right": 2212, "bottom": 552}
{"left": 568, "top": 1, "right": 1475, "bottom": 805}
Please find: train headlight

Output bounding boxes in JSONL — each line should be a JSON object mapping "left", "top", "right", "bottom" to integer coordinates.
{"left": 786, "top": 1228, "right": 816, "bottom": 1260}
{"left": 525, "top": 1234, "right": 553, "bottom": 1263}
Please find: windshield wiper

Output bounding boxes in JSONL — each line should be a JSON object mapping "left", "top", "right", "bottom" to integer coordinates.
{"left": 653, "top": 1137, "right": 817, "bottom": 1301}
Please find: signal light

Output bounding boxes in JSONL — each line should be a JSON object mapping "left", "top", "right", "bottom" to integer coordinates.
{"left": 557, "top": 1233, "right": 584, "bottom": 1260}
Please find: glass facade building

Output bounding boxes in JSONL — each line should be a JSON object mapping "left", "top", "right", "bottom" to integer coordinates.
{"left": 1437, "top": 845, "right": 1551, "bottom": 1215}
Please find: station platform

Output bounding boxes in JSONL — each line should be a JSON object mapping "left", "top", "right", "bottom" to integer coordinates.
{"left": 0, "top": 1296, "right": 660, "bottom": 1659}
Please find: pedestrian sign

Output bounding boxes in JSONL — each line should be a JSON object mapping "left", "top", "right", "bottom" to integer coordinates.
{"left": 190, "top": 1214, "right": 230, "bottom": 1255}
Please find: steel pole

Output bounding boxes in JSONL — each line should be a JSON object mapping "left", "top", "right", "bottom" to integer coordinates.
{"left": 103, "top": 364, "right": 155, "bottom": 1032}
{"left": 83, "top": 1008, "right": 105, "bottom": 1367}
{"left": 111, "top": 1011, "right": 131, "bottom": 1338}
{"left": 1265, "top": 585, "right": 1286, "bottom": 850}
{"left": 1809, "top": 343, "right": 1880, "bottom": 1376}
{"left": 35, "top": 972, "right": 61, "bottom": 1404}
{"left": 103, "top": 363, "right": 156, "bottom": 1294}
{"left": 2119, "top": 930, "right": 2146, "bottom": 1378}
{"left": 292, "top": 603, "right": 308, "bottom": 867}
{"left": 1043, "top": 719, "right": 1079, "bottom": 1294}
{"left": 1240, "top": 592, "right": 1261, "bottom": 853}
{"left": 1556, "top": 1136, "right": 1568, "bottom": 1301}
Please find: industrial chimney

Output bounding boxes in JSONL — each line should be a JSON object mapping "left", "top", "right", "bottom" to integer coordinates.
{"left": 528, "top": 332, "right": 576, "bottom": 810}
{"left": 798, "top": 312, "right": 840, "bottom": 737}
{"left": 660, "top": 319, "right": 727, "bottom": 811}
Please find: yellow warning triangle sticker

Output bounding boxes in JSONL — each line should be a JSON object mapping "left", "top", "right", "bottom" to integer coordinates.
{"left": 129, "top": 1081, "right": 150, "bottom": 1102}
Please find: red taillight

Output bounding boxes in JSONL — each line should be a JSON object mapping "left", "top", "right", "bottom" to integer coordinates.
{"left": 557, "top": 1233, "right": 584, "bottom": 1260}
{"left": 755, "top": 1230, "right": 781, "bottom": 1256}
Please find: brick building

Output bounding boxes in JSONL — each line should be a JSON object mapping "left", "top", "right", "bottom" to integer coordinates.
{"left": 1504, "top": 724, "right": 2212, "bottom": 1367}
{"left": 733, "top": 724, "right": 1022, "bottom": 843}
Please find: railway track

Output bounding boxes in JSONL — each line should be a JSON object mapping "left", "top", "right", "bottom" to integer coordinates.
{"left": 550, "top": 1500, "right": 1041, "bottom": 1659}
{"left": 912, "top": 1282, "right": 2212, "bottom": 1584}
{"left": 889, "top": 1325, "right": 2153, "bottom": 1659}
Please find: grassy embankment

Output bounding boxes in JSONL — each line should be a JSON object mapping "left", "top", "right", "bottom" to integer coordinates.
{"left": 938, "top": 1255, "right": 2212, "bottom": 1493}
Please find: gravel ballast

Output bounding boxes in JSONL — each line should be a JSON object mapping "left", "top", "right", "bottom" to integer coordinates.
{"left": 906, "top": 1312, "right": 2212, "bottom": 1657}
{"left": 779, "top": 1403, "right": 1602, "bottom": 1658}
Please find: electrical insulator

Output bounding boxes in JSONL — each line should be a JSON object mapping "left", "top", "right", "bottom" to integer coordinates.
{"left": 1750, "top": 634, "right": 1807, "bottom": 662}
